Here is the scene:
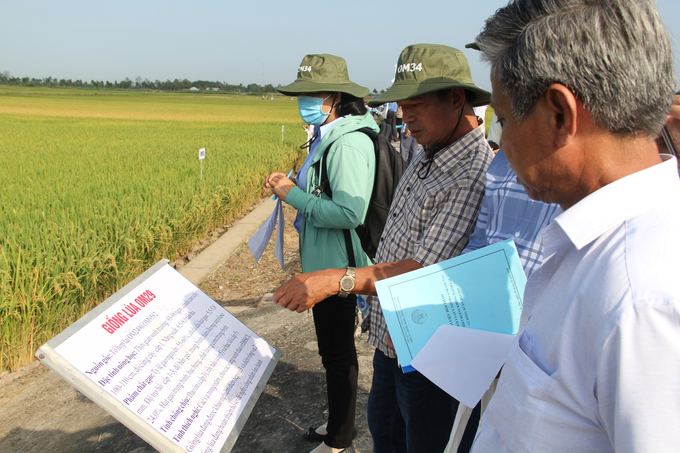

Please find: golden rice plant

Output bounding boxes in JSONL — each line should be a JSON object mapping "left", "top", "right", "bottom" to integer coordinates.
{"left": 0, "top": 87, "right": 307, "bottom": 371}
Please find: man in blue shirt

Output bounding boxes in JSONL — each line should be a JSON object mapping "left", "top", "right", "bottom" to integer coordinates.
{"left": 444, "top": 149, "right": 561, "bottom": 451}
{"left": 463, "top": 150, "right": 561, "bottom": 275}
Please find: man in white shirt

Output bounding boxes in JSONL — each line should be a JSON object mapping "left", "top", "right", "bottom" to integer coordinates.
{"left": 471, "top": 1, "right": 680, "bottom": 451}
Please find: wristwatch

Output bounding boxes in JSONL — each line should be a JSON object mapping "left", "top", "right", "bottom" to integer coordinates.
{"left": 338, "top": 267, "right": 356, "bottom": 298}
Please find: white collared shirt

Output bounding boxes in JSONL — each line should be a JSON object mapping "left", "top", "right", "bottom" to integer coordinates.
{"left": 473, "top": 156, "right": 680, "bottom": 452}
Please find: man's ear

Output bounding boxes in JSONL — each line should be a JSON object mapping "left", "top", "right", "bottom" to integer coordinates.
{"left": 451, "top": 88, "right": 466, "bottom": 109}
{"left": 545, "top": 83, "right": 578, "bottom": 148}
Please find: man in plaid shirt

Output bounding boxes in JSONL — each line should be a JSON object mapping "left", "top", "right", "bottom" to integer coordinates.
{"left": 274, "top": 44, "right": 494, "bottom": 453}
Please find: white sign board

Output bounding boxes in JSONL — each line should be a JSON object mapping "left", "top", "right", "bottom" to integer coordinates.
{"left": 199, "top": 148, "right": 206, "bottom": 160}
{"left": 36, "top": 260, "right": 281, "bottom": 453}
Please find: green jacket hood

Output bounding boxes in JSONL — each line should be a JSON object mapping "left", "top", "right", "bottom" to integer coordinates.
{"left": 312, "top": 112, "right": 380, "bottom": 164}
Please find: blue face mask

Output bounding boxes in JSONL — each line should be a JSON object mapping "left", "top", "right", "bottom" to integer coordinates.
{"left": 297, "top": 94, "right": 333, "bottom": 126}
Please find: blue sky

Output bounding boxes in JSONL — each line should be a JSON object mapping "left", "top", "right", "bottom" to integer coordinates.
{"left": 2, "top": 0, "right": 679, "bottom": 93}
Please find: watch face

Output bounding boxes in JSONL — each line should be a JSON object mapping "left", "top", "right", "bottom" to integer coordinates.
{"left": 340, "top": 278, "right": 354, "bottom": 291}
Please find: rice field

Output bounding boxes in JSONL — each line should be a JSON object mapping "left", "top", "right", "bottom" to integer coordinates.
{"left": 0, "top": 87, "right": 306, "bottom": 371}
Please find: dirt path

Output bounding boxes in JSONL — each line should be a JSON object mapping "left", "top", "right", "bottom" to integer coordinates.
{"left": 0, "top": 204, "right": 376, "bottom": 453}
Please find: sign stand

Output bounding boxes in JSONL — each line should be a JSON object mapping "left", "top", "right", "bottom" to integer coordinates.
{"left": 36, "top": 260, "right": 281, "bottom": 453}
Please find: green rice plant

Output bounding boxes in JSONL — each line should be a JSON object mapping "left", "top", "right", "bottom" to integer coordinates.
{"left": 0, "top": 87, "right": 308, "bottom": 371}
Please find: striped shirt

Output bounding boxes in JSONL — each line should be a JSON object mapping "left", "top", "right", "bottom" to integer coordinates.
{"left": 365, "top": 126, "right": 494, "bottom": 357}
{"left": 463, "top": 150, "right": 562, "bottom": 277}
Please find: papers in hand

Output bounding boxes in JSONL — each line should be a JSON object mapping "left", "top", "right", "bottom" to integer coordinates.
{"left": 411, "top": 325, "right": 515, "bottom": 408}
{"left": 374, "top": 239, "right": 526, "bottom": 406}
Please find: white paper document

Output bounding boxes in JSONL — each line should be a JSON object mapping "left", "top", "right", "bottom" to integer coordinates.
{"left": 38, "top": 262, "right": 280, "bottom": 453}
{"left": 374, "top": 239, "right": 526, "bottom": 373}
{"left": 411, "top": 325, "right": 515, "bottom": 408}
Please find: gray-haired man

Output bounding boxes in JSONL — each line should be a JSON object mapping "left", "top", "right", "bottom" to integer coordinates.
{"left": 471, "top": 0, "right": 680, "bottom": 451}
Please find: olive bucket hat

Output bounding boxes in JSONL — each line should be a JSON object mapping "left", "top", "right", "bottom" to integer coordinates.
{"left": 368, "top": 44, "right": 490, "bottom": 107}
{"left": 277, "top": 54, "right": 369, "bottom": 98}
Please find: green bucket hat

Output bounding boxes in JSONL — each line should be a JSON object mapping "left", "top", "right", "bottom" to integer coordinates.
{"left": 277, "top": 54, "right": 369, "bottom": 98}
{"left": 368, "top": 44, "right": 490, "bottom": 107}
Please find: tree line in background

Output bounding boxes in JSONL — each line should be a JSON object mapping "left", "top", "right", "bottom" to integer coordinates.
{"left": 0, "top": 71, "right": 387, "bottom": 94}
{"left": 0, "top": 71, "right": 283, "bottom": 93}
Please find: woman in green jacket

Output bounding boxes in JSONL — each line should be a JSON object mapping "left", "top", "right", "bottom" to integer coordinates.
{"left": 265, "top": 54, "right": 377, "bottom": 453}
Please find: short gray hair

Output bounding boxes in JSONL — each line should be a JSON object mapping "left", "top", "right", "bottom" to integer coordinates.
{"left": 476, "top": 0, "right": 676, "bottom": 136}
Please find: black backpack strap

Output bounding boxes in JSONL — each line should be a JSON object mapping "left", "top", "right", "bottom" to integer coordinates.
{"left": 343, "top": 229, "right": 356, "bottom": 268}
{"left": 314, "top": 128, "right": 374, "bottom": 198}
{"left": 312, "top": 142, "right": 334, "bottom": 198}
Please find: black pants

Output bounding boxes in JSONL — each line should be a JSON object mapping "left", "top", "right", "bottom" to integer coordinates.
{"left": 386, "top": 111, "right": 398, "bottom": 141}
{"left": 312, "top": 295, "right": 359, "bottom": 448}
{"left": 400, "top": 124, "right": 419, "bottom": 165}
{"left": 379, "top": 121, "right": 392, "bottom": 139}
{"left": 367, "top": 350, "right": 480, "bottom": 453}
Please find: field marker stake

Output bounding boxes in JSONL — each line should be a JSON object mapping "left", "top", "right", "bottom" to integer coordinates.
{"left": 199, "top": 147, "right": 206, "bottom": 181}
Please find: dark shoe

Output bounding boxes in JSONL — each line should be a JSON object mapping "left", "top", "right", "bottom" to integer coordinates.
{"left": 303, "top": 426, "right": 325, "bottom": 442}
{"left": 302, "top": 426, "right": 358, "bottom": 442}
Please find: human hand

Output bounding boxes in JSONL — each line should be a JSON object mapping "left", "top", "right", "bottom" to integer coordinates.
{"left": 272, "top": 269, "right": 344, "bottom": 313}
{"left": 264, "top": 172, "right": 296, "bottom": 201}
